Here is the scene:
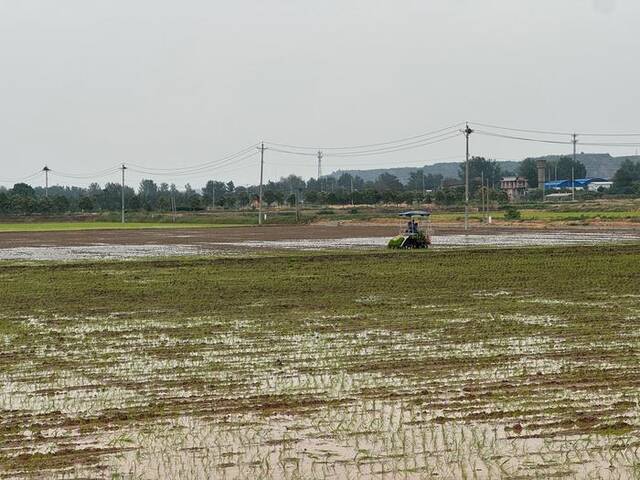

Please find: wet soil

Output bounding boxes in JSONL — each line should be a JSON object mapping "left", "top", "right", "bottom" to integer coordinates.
{"left": 0, "top": 223, "right": 638, "bottom": 249}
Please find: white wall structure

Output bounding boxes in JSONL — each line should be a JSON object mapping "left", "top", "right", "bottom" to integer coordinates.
{"left": 588, "top": 182, "right": 614, "bottom": 191}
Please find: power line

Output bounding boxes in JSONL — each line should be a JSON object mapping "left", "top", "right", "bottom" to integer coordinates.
{"left": 4, "top": 119, "right": 640, "bottom": 189}
{"left": 472, "top": 120, "right": 640, "bottom": 138}
{"left": 328, "top": 132, "right": 461, "bottom": 157}
{"left": 580, "top": 133, "right": 640, "bottom": 137}
{"left": 50, "top": 166, "right": 122, "bottom": 179}
{"left": 580, "top": 141, "right": 640, "bottom": 147}
{"left": 267, "top": 131, "right": 460, "bottom": 159}
{"left": 470, "top": 121, "right": 573, "bottom": 137}
{"left": 326, "top": 154, "right": 462, "bottom": 166}
{"left": 128, "top": 151, "right": 258, "bottom": 177}
{"left": 321, "top": 155, "right": 462, "bottom": 168}
{"left": 474, "top": 130, "right": 573, "bottom": 145}
{"left": 0, "top": 170, "right": 43, "bottom": 184}
{"left": 264, "top": 122, "right": 465, "bottom": 151}
{"left": 126, "top": 154, "right": 255, "bottom": 177}
{"left": 126, "top": 144, "right": 259, "bottom": 174}
{"left": 474, "top": 129, "right": 640, "bottom": 148}
{"left": 268, "top": 148, "right": 318, "bottom": 157}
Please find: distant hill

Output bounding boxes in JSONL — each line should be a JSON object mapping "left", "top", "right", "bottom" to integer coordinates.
{"left": 331, "top": 160, "right": 517, "bottom": 184}
{"left": 533, "top": 153, "right": 639, "bottom": 179}
{"left": 329, "top": 154, "right": 638, "bottom": 184}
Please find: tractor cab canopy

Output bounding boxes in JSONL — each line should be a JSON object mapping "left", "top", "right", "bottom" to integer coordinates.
{"left": 398, "top": 210, "right": 431, "bottom": 218}
{"left": 399, "top": 211, "right": 430, "bottom": 236}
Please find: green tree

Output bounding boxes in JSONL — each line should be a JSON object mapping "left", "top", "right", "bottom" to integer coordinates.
{"left": 263, "top": 190, "right": 278, "bottom": 206}
{"left": 52, "top": 195, "right": 70, "bottom": 213}
{"left": 102, "top": 183, "right": 124, "bottom": 211}
{"left": 183, "top": 184, "right": 201, "bottom": 210}
{"left": 374, "top": 173, "right": 403, "bottom": 192}
{"left": 202, "top": 180, "right": 226, "bottom": 208}
{"left": 556, "top": 156, "right": 586, "bottom": 180}
{"left": 518, "top": 158, "right": 539, "bottom": 188}
{"left": 0, "top": 191, "right": 10, "bottom": 212}
{"left": 235, "top": 187, "right": 250, "bottom": 207}
{"left": 223, "top": 196, "right": 237, "bottom": 208}
{"left": 138, "top": 179, "right": 159, "bottom": 210}
{"left": 157, "top": 196, "right": 170, "bottom": 212}
{"left": 407, "top": 170, "right": 443, "bottom": 192}
{"left": 304, "top": 191, "right": 319, "bottom": 204}
{"left": 336, "top": 173, "right": 354, "bottom": 189}
{"left": 612, "top": 159, "right": 640, "bottom": 193}
{"left": 434, "top": 188, "right": 462, "bottom": 205}
{"left": 11, "top": 183, "right": 35, "bottom": 198}
{"left": 459, "top": 157, "right": 501, "bottom": 193}
{"left": 78, "top": 196, "right": 94, "bottom": 212}
{"left": 11, "top": 195, "right": 36, "bottom": 213}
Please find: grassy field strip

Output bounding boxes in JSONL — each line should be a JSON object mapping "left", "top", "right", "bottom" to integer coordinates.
{"left": 431, "top": 209, "right": 640, "bottom": 223}
{"left": 0, "top": 222, "right": 247, "bottom": 232}
{"left": 1, "top": 246, "right": 640, "bottom": 478}
{"left": 1, "top": 206, "right": 640, "bottom": 231}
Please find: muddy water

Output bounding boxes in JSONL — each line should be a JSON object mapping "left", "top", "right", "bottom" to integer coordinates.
{"left": 0, "top": 244, "right": 208, "bottom": 261}
{"left": 0, "top": 231, "right": 639, "bottom": 260}
{"left": 231, "top": 231, "right": 640, "bottom": 250}
{"left": 103, "top": 402, "right": 636, "bottom": 480}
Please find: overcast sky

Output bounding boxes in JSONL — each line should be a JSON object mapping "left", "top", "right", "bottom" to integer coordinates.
{"left": 0, "top": 0, "right": 638, "bottom": 188}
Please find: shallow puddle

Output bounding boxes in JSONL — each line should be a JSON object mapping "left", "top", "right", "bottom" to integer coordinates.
{"left": 225, "top": 231, "right": 640, "bottom": 251}
{"left": 1, "top": 231, "right": 639, "bottom": 260}
{"left": 0, "top": 244, "right": 216, "bottom": 261}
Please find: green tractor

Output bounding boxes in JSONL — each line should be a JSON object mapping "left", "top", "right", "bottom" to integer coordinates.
{"left": 388, "top": 211, "right": 432, "bottom": 249}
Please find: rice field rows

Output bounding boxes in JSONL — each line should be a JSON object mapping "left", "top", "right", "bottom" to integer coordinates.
{"left": 1, "top": 246, "right": 640, "bottom": 478}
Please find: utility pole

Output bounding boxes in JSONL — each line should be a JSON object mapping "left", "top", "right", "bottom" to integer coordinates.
{"left": 572, "top": 133, "right": 578, "bottom": 202}
{"left": 211, "top": 181, "right": 215, "bottom": 210}
{"left": 350, "top": 176, "right": 354, "bottom": 206}
{"left": 485, "top": 176, "right": 489, "bottom": 219}
{"left": 317, "top": 150, "right": 323, "bottom": 192}
{"left": 481, "top": 171, "right": 485, "bottom": 222}
{"left": 171, "top": 188, "right": 176, "bottom": 223}
{"left": 463, "top": 123, "right": 473, "bottom": 231}
{"left": 120, "top": 164, "right": 126, "bottom": 224}
{"left": 42, "top": 166, "right": 50, "bottom": 198}
{"left": 258, "top": 143, "right": 265, "bottom": 225}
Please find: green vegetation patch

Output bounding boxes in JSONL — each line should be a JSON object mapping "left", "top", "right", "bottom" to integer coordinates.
{"left": 0, "top": 222, "right": 245, "bottom": 232}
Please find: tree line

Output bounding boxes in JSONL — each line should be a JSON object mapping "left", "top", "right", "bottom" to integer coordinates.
{"left": 1, "top": 156, "right": 638, "bottom": 215}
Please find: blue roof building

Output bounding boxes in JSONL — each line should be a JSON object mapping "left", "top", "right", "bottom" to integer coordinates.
{"left": 545, "top": 178, "right": 608, "bottom": 190}
{"left": 544, "top": 180, "right": 571, "bottom": 189}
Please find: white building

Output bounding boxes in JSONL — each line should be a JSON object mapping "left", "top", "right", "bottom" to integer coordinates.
{"left": 587, "top": 181, "right": 613, "bottom": 191}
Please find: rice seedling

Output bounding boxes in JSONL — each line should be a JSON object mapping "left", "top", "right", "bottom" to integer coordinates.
{"left": 1, "top": 245, "right": 639, "bottom": 478}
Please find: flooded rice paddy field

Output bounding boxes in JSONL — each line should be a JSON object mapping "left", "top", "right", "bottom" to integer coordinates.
{"left": 1, "top": 246, "right": 640, "bottom": 478}
{"left": 0, "top": 244, "right": 208, "bottom": 261}
{"left": 1, "top": 230, "right": 640, "bottom": 260}
{"left": 225, "top": 231, "right": 640, "bottom": 251}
